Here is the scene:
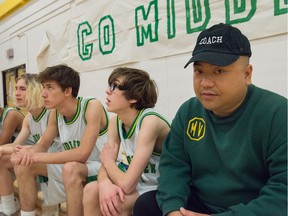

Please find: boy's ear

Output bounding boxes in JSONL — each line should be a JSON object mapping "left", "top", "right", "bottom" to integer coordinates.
{"left": 64, "top": 87, "right": 72, "bottom": 96}
{"left": 129, "top": 99, "right": 138, "bottom": 104}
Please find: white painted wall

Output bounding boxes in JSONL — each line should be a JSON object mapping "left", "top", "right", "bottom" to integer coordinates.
{"left": 0, "top": 0, "right": 287, "bottom": 121}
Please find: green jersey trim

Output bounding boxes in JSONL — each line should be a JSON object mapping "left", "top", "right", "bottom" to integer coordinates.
{"left": 0, "top": 107, "right": 24, "bottom": 123}
{"left": 64, "top": 97, "right": 82, "bottom": 125}
{"left": 99, "top": 106, "right": 109, "bottom": 136}
{"left": 139, "top": 112, "right": 170, "bottom": 156}
{"left": 117, "top": 109, "right": 145, "bottom": 139}
{"left": 32, "top": 107, "right": 47, "bottom": 122}
{"left": 83, "top": 97, "right": 94, "bottom": 124}
{"left": 139, "top": 112, "right": 171, "bottom": 128}
{"left": 86, "top": 175, "right": 97, "bottom": 183}
{"left": 82, "top": 98, "right": 108, "bottom": 136}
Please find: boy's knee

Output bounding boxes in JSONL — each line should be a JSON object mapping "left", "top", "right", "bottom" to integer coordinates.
{"left": 84, "top": 182, "right": 98, "bottom": 197}
{"left": 14, "top": 165, "right": 33, "bottom": 177}
{"left": 62, "top": 162, "right": 84, "bottom": 185}
{"left": 83, "top": 182, "right": 99, "bottom": 204}
{"left": 62, "top": 162, "right": 78, "bottom": 177}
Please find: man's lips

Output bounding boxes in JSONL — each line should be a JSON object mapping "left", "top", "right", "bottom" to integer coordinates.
{"left": 200, "top": 91, "right": 218, "bottom": 99}
{"left": 201, "top": 90, "right": 217, "bottom": 95}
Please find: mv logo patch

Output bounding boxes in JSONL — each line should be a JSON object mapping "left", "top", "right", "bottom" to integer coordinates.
{"left": 186, "top": 117, "right": 206, "bottom": 141}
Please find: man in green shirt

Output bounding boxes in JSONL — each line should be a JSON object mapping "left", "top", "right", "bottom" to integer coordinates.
{"left": 133, "top": 23, "right": 287, "bottom": 216}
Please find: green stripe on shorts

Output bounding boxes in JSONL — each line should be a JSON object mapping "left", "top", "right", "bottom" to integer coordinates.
{"left": 86, "top": 175, "right": 97, "bottom": 183}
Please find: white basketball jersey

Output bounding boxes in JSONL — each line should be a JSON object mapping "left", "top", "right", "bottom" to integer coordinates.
{"left": 117, "top": 108, "right": 170, "bottom": 188}
{"left": 29, "top": 108, "right": 50, "bottom": 143}
{"left": 28, "top": 108, "right": 61, "bottom": 148}
{"left": 57, "top": 97, "right": 108, "bottom": 163}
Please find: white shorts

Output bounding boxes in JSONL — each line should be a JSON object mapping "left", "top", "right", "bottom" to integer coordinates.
{"left": 45, "top": 160, "right": 101, "bottom": 205}
{"left": 117, "top": 162, "right": 159, "bottom": 195}
{"left": 136, "top": 181, "right": 158, "bottom": 195}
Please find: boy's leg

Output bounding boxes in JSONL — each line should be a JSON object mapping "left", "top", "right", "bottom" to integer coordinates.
{"left": 133, "top": 190, "right": 162, "bottom": 216}
{"left": 119, "top": 191, "right": 139, "bottom": 216}
{"left": 15, "top": 163, "right": 47, "bottom": 213}
{"left": 62, "top": 162, "right": 88, "bottom": 216}
{"left": 83, "top": 180, "right": 139, "bottom": 216}
{"left": 0, "top": 155, "right": 19, "bottom": 215}
{"left": 83, "top": 181, "right": 101, "bottom": 216}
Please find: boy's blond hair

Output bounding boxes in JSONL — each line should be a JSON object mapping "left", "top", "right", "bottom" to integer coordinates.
{"left": 16, "top": 73, "right": 44, "bottom": 110}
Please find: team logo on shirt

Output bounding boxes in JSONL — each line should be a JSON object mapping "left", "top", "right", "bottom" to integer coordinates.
{"left": 32, "top": 134, "right": 41, "bottom": 142}
{"left": 63, "top": 140, "right": 80, "bottom": 150}
{"left": 186, "top": 117, "right": 206, "bottom": 141}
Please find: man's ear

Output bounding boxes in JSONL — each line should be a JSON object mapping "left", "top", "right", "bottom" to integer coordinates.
{"left": 245, "top": 64, "right": 253, "bottom": 86}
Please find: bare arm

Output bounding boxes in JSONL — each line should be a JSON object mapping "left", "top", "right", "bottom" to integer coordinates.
{"left": 98, "top": 115, "right": 120, "bottom": 182}
{"left": 97, "top": 115, "right": 125, "bottom": 216}
{"left": 101, "top": 115, "right": 170, "bottom": 194}
{"left": 32, "top": 99, "right": 103, "bottom": 164}
{"left": 10, "top": 110, "right": 58, "bottom": 165}
{"left": 29, "top": 109, "right": 58, "bottom": 153}
{"left": 98, "top": 115, "right": 121, "bottom": 184}
{"left": 0, "top": 114, "right": 31, "bottom": 155}
{"left": 0, "top": 109, "right": 24, "bottom": 145}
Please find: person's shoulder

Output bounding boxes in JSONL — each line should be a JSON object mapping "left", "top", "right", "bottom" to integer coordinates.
{"left": 6, "top": 107, "right": 24, "bottom": 118}
{"left": 81, "top": 97, "right": 106, "bottom": 121}
{"left": 81, "top": 96, "right": 103, "bottom": 107}
{"left": 20, "top": 112, "right": 31, "bottom": 127}
{"left": 24, "top": 112, "right": 32, "bottom": 121}
{"left": 141, "top": 108, "right": 171, "bottom": 125}
{"left": 179, "top": 96, "right": 202, "bottom": 110}
{"left": 141, "top": 108, "right": 165, "bottom": 116}
{"left": 171, "top": 97, "right": 204, "bottom": 120}
{"left": 253, "top": 85, "right": 287, "bottom": 105}
{"left": 4, "top": 106, "right": 20, "bottom": 112}
{"left": 250, "top": 85, "right": 287, "bottom": 119}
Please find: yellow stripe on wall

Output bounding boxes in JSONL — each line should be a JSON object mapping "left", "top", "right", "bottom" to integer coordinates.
{"left": 0, "top": 0, "right": 30, "bottom": 20}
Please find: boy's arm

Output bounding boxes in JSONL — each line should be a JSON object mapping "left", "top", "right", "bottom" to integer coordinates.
{"left": 10, "top": 110, "right": 58, "bottom": 165}
{"left": 0, "top": 109, "right": 24, "bottom": 145}
{"left": 30, "top": 109, "right": 58, "bottom": 153}
{"left": 32, "top": 99, "right": 102, "bottom": 164}
{"left": 97, "top": 115, "right": 125, "bottom": 216}
{"left": 98, "top": 115, "right": 120, "bottom": 183}
{"left": 101, "top": 115, "right": 170, "bottom": 194}
{"left": 0, "top": 114, "right": 31, "bottom": 154}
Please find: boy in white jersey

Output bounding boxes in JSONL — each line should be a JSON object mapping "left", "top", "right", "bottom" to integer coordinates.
{"left": 11, "top": 65, "right": 108, "bottom": 216}
{"left": 0, "top": 105, "right": 23, "bottom": 146}
{"left": 0, "top": 74, "right": 59, "bottom": 216}
{"left": 0, "top": 102, "right": 24, "bottom": 215}
{"left": 83, "top": 67, "right": 170, "bottom": 216}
